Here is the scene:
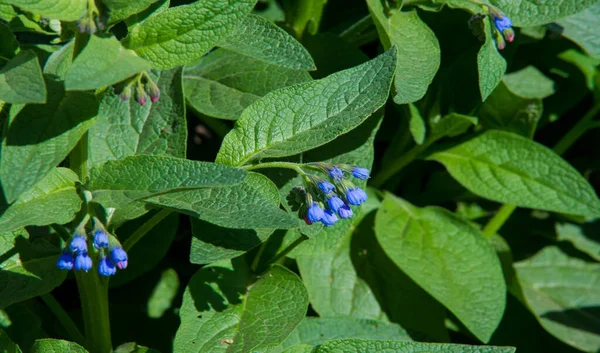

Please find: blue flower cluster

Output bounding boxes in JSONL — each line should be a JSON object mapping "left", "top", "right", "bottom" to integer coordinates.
{"left": 57, "top": 229, "right": 128, "bottom": 277}
{"left": 489, "top": 8, "right": 515, "bottom": 50}
{"left": 300, "top": 164, "right": 370, "bottom": 227}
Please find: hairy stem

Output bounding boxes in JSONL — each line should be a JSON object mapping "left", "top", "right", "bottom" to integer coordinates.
{"left": 482, "top": 204, "right": 516, "bottom": 239}
{"left": 123, "top": 209, "right": 173, "bottom": 251}
{"left": 75, "top": 272, "right": 112, "bottom": 353}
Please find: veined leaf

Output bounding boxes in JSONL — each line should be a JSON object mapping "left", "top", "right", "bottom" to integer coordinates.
{"left": 1, "top": 0, "right": 86, "bottom": 21}
{"left": 317, "top": 339, "right": 515, "bottom": 353}
{"left": 218, "top": 14, "right": 315, "bottom": 70}
{"left": 122, "top": 0, "right": 256, "bottom": 69}
{"left": 375, "top": 194, "right": 506, "bottom": 342}
{"left": 103, "top": 0, "right": 160, "bottom": 24}
{"left": 477, "top": 20, "right": 507, "bottom": 101}
{"left": 30, "top": 339, "right": 87, "bottom": 352}
{"left": 428, "top": 130, "right": 600, "bottom": 216}
{"left": 492, "top": 0, "right": 599, "bottom": 27}
{"left": 503, "top": 66, "right": 555, "bottom": 99}
{"left": 555, "top": 221, "right": 600, "bottom": 261}
{"left": 0, "top": 50, "right": 46, "bottom": 104}
{"left": 216, "top": 48, "right": 396, "bottom": 166}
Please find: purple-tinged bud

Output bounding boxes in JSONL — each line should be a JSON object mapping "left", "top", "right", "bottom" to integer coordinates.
{"left": 120, "top": 86, "right": 132, "bottom": 102}
{"left": 135, "top": 85, "right": 147, "bottom": 106}
{"left": 338, "top": 205, "right": 353, "bottom": 219}
{"left": 327, "top": 167, "right": 344, "bottom": 181}
{"left": 57, "top": 253, "right": 74, "bottom": 270}
{"left": 318, "top": 181, "right": 336, "bottom": 194}
{"left": 351, "top": 167, "right": 370, "bottom": 180}
{"left": 304, "top": 216, "right": 312, "bottom": 225}
{"left": 346, "top": 188, "right": 367, "bottom": 205}
{"left": 111, "top": 247, "right": 128, "bottom": 270}
{"left": 74, "top": 253, "right": 93, "bottom": 272}
{"left": 321, "top": 210, "right": 338, "bottom": 226}
{"left": 146, "top": 81, "right": 160, "bottom": 103}
{"left": 327, "top": 196, "right": 345, "bottom": 212}
{"left": 70, "top": 235, "right": 87, "bottom": 254}
{"left": 503, "top": 27, "right": 515, "bottom": 42}
{"left": 98, "top": 257, "right": 116, "bottom": 276}
{"left": 93, "top": 230, "right": 109, "bottom": 249}
{"left": 496, "top": 34, "right": 506, "bottom": 50}
{"left": 307, "top": 203, "right": 325, "bottom": 223}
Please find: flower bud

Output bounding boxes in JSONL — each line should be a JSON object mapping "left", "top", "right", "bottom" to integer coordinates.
{"left": 146, "top": 81, "right": 160, "bottom": 103}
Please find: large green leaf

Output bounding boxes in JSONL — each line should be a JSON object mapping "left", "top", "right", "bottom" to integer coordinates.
{"left": 1, "top": 0, "right": 86, "bottom": 21}
{"left": 0, "top": 228, "right": 66, "bottom": 310}
{"left": 0, "top": 327, "right": 22, "bottom": 353}
{"left": 0, "top": 50, "right": 46, "bottom": 104}
{"left": 276, "top": 317, "right": 410, "bottom": 352}
{"left": 375, "top": 194, "right": 506, "bottom": 342}
{"left": 428, "top": 130, "right": 600, "bottom": 216}
{"left": 0, "top": 168, "right": 81, "bottom": 233}
{"left": 122, "top": 0, "right": 256, "bottom": 69}
{"left": 87, "top": 155, "right": 247, "bottom": 204}
{"left": 503, "top": 66, "right": 555, "bottom": 99}
{"left": 144, "top": 172, "right": 300, "bottom": 229}
{"left": 0, "top": 79, "right": 97, "bottom": 203}
{"left": 147, "top": 268, "right": 179, "bottom": 319}
{"left": 491, "top": 0, "right": 599, "bottom": 27}
{"left": 557, "top": 2, "right": 600, "bottom": 60}
{"left": 555, "top": 221, "right": 600, "bottom": 261}
{"left": 184, "top": 49, "right": 311, "bottom": 120}
{"left": 514, "top": 246, "right": 600, "bottom": 352}
{"left": 30, "top": 339, "right": 87, "bottom": 352}
{"left": 367, "top": 1, "right": 440, "bottom": 104}
{"left": 89, "top": 67, "right": 186, "bottom": 167}
{"left": 64, "top": 35, "right": 151, "bottom": 91}
{"left": 218, "top": 14, "right": 315, "bottom": 70}
{"left": 477, "top": 20, "right": 507, "bottom": 101}
{"left": 102, "top": 0, "right": 160, "bottom": 23}
{"left": 0, "top": 22, "right": 18, "bottom": 67}
{"left": 216, "top": 48, "right": 396, "bottom": 166}
{"left": 316, "top": 339, "right": 515, "bottom": 353}
{"left": 43, "top": 41, "right": 74, "bottom": 80}
{"left": 174, "top": 262, "right": 308, "bottom": 353}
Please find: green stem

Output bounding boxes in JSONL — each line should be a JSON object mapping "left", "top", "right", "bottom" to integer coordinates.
{"left": 553, "top": 103, "right": 600, "bottom": 155}
{"left": 482, "top": 204, "right": 516, "bottom": 239}
{"left": 40, "top": 293, "right": 85, "bottom": 345}
{"left": 75, "top": 272, "right": 112, "bottom": 353}
{"left": 287, "top": 0, "right": 328, "bottom": 39}
{"left": 263, "top": 233, "right": 308, "bottom": 271}
{"left": 123, "top": 209, "right": 172, "bottom": 251}
{"left": 370, "top": 140, "right": 433, "bottom": 188}
{"left": 250, "top": 241, "right": 269, "bottom": 273}
{"left": 242, "top": 161, "right": 307, "bottom": 175}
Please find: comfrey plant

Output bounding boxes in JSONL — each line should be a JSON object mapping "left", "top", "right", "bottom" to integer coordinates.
{"left": 1, "top": 0, "right": 599, "bottom": 353}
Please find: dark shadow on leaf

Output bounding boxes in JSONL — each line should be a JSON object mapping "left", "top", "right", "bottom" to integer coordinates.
{"left": 187, "top": 257, "right": 249, "bottom": 313}
{"left": 541, "top": 307, "right": 600, "bottom": 335}
{"left": 192, "top": 219, "right": 262, "bottom": 253}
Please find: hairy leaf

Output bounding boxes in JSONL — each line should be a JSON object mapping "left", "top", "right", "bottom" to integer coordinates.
{"left": 503, "top": 66, "right": 555, "bottom": 99}
{"left": 317, "top": 339, "right": 515, "bottom": 353}
{"left": 0, "top": 50, "right": 46, "bottom": 104}
{"left": 477, "top": 20, "right": 507, "bottom": 101}
{"left": 30, "top": 339, "right": 87, "bottom": 352}
{"left": 492, "top": 0, "right": 599, "bottom": 27}
{"left": 1, "top": 0, "right": 86, "bottom": 21}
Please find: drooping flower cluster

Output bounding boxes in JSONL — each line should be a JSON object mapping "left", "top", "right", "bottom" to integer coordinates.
{"left": 288, "top": 163, "right": 370, "bottom": 227}
{"left": 119, "top": 72, "right": 161, "bottom": 106}
{"left": 57, "top": 224, "right": 128, "bottom": 277}
{"left": 469, "top": 5, "right": 515, "bottom": 51}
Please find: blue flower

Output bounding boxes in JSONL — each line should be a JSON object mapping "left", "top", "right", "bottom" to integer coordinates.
{"left": 327, "top": 196, "right": 345, "bottom": 212}
{"left": 347, "top": 188, "right": 368, "bottom": 205}
{"left": 307, "top": 203, "right": 325, "bottom": 223}
{"left": 70, "top": 235, "right": 88, "bottom": 254}
{"left": 111, "top": 247, "right": 128, "bottom": 270}
{"left": 321, "top": 210, "right": 338, "bottom": 226}
{"left": 93, "top": 230, "right": 109, "bottom": 249}
{"left": 98, "top": 257, "right": 116, "bottom": 276}
{"left": 351, "top": 167, "right": 370, "bottom": 180}
{"left": 328, "top": 167, "right": 344, "bottom": 181}
{"left": 318, "top": 181, "right": 336, "bottom": 194}
{"left": 493, "top": 14, "right": 512, "bottom": 33}
{"left": 74, "top": 253, "right": 92, "bottom": 272}
{"left": 338, "top": 205, "right": 353, "bottom": 219}
{"left": 56, "top": 253, "right": 74, "bottom": 270}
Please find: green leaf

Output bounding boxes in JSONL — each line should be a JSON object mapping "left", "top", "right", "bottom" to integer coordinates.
{"left": 144, "top": 172, "right": 300, "bottom": 229}
{"left": 124, "top": 0, "right": 170, "bottom": 28}
{"left": 555, "top": 221, "right": 600, "bottom": 261}
{"left": 514, "top": 246, "right": 600, "bottom": 352}
{"left": 174, "top": 263, "right": 308, "bottom": 353}
{"left": 109, "top": 211, "right": 179, "bottom": 287}
{"left": 113, "top": 342, "right": 161, "bottom": 353}
{"left": 0, "top": 79, "right": 97, "bottom": 203}
{"left": 216, "top": 48, "right": 396, "bottom": 166}
{"left": 478, "top": 20, "right": 507, "bottom": 101}
{"left": 479, "top": 82, "right": 542, "bottom": 138}
{"left": 0, "top": 50, "right": 46, "bottom": 104}
{"left": 408, "top": 104, "right": 426, "bottom": 145}
{"left": 218, "top": 14, "right": 315, "bottom": 70}
{"left": 0, "top": 168, "right": 81, "bottom": 233}
{"left": 428, "top": 130, "right": 600, "bottom": 217}
{"left": 147, "top": 268, "right": 179, "bottom": 319}
{"left": 0, "top": 228, "right": 66, "bottom": 310}
{"left": 557, "top": 2, "right": 600, "bottom": 60}
{"left": 89, "top": 67, "right": 187, "bottom": 167}
{"left": 281, "top": 346, "right": 314, "bottom": 353}
{"left": 277, "top": 317, "right": 410, "bottom": 351}
{"left": 503, "top": 66, "right": 555, "bottom": 99}
{"left": 184, "top": 48, "right": 312, "bottom": 120}
{"left": 316, "top": 339, "right": 515, "bottom": 353}
{"left": 0, "top": 22, "right": 18, "bottom": 67}
{"left": 43, "top": 41, "right": 74, "bottom": 80}
{"left": 30, "top": 339, "right": 87, "bottom": 352}
{"left": 1, "top": 0, "right": 86, "bottom": 21}
{"left": 87, "top": 155, "right": 247, "bottom": 204}
{"left": 102, "top": 0, "right": 160, "bottom": 24}
{"left": 366, "top": 2, "right": 440, "bottom": 104}
{"left": 64, "top": 35, "right": 151, "bottom": 91}
{"left": 430, "top": 113, "right": 478, "bottom": 139}
{"left": 0, "top": 328, "right": 23, "bottom": 353}
{"left": 121, "top": 0, "right": 256, "bottom": 69}
{"left": 492, "top": 0, "right": 599, "bottom": 27}
{"left": 190, "top": 219, "right": 273, "bottom": 265}
{"left": 375, "top": 194, "right": 506, "bottom": 342}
